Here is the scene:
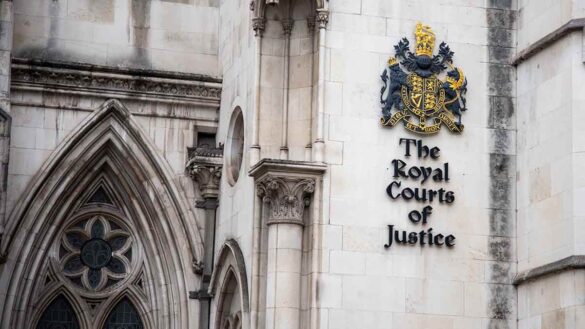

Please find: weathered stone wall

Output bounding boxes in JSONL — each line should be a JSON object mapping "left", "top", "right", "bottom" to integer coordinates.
{"left": 517, "top": 0, "right": 585, "bottom": 49}
{"left": 516, "top": 0, "right": 585, "bottom": 327}
{"left": 214, "top": 0, "right": 255, "bottom": 292}
{"left": 14, "top": 0, "right": 219, "bottom": 76}
{"left": 0, "top": 0, "right": 12, "bottom": 237}
{"left": 316, "top": 1, "right": 517, "bottom": 328}
{"left": 7, "top": 84, "right": 218, "bottom": 222}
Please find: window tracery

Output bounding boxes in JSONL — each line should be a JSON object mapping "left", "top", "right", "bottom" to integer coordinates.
{"left": 59, "top": 214, "right": 134, "bottom": 292}
{"left": 33, "top": 186, "right": 147, "bottom": 329}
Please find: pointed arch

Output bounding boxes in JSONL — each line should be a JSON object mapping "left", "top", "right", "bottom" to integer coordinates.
{"left": 0, "top": 99, "right": 203, "bottom": 329}
{"left": 209, "top": 239, "right": 250, "bottom": 329}
{"left": 94, "top": 289, "right": 153, "bottom": 329}
{"left": 35, "top": 294, "right": 81, "bottom": 329}
{"left": 30, "top": 286, "right": 90, "bottom": 329}
{"left": 103, "top": 297, "right": 144, "bottom": 329}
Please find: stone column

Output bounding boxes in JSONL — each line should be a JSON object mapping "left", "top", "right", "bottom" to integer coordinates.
{"left": 251, "top": 160, "right": 325, "bottom": 329}
{"left": 186, "top": 146, "right": 223, "bottom": 329}
{"left": 250, "top": 17, "right": 265, "bottom": 165}
{"left": 312, "top": 10, "right": 328, "bottom": 163}
{"left": 257, "top": 175, "right": 313, "bottom": 329}
{"left": 0, "top": 0, "right": 13, "bottom": 248}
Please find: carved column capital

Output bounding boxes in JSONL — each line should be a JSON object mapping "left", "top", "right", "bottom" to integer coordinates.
{"left": 307, "top": 15, "right": 316, "bottom": 32}
{"left": 186, "top": 145, "right": 224, "bottom": 199}
{"left": 256, "top": 175, "right": 316, "bottom": 226}
{"left": 316, "top": 10, "right": 329, "bottom": 29}
{"left": 188, "top": 164, "right": 222, "bottom": 199}
{"left": 252, "top": 17, "right": 266, "bottom": 37}
{"left": 282, "top": 19, "right": 294, "bottom": 36}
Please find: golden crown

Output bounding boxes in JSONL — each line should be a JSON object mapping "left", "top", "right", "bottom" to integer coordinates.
{"left": 387, "top": 57, "right": 398, "bottom": 66}
{"left": 415, "top": 22, "right": 435, "bottom": 57}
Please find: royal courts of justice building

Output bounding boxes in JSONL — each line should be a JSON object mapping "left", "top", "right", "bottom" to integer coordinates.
{"left": 0, "top": 0, "right": 582, "bottom": 328}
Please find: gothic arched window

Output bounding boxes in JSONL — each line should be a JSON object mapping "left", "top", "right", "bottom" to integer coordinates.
{"left": 104, "top": 298, "right": 144, "bottom": 329}
{"left": 36, "top": 295, "right": 80, "bottom": 329}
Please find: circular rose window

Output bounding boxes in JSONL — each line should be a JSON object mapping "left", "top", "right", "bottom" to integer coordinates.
{"left": 226, "top": 107, "right": 244, "bottom": 186}
{"left": 59, "top": 215, "right": 134, "bottom": 292}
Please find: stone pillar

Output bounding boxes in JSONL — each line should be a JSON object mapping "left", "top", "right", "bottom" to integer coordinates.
{"left": 251, "top": 159, "right": 325, "bottom": 329}
{"left": 0, "top": 0, "right": 13, "bottom": 247}
{"left": 250, "top": 17, "right": 265, "bottom": 165}
{"left": 312, "top": 10, "right": 328, "bottom": 163}
{"left": 186, "top": 145, "right": 223, "bottom": 329}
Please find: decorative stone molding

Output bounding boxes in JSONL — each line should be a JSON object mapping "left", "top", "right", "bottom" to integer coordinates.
{"left": 307, "top": 15, "right": 316, "bottom": 32}
{"left": 186, "top": 145, "right": 224, "bottom": 199}
{"left": 250, "top": 159, "right": 326, "bottom": 226}
{"left": 282, "top": 19, "right": 294, "bottom": 36}
{"left": 252, "top": 17, "right": 266, "bottom": 37}
{"left": 316, "top": 10, "right": 329, "bottom": 29}
{"left": 192, "top": 260, "right": 205, "bottom": 275}
{"left": 11, "top": 58, "right": 222, "bottom": 107}
{"left": 256, "top": 175, "right": 315, "bottom": 225}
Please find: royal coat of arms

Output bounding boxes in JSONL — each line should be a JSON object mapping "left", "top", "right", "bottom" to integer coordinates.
{"left": 380, "top": 23, "right": 468, "bottom": 134}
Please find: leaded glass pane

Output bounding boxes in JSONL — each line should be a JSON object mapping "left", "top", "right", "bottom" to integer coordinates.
{"left": 64, "top": 255, "right": 83, "bottom": 274}
{"left": 87, "top": 187, "right": 113, "bottom": 205}
{"left": 66, "top": 232, "right": 87, "bottom": 249}
{"left": 80, "top": 239, "right": 112, "bottom": 269}
{"left": 36, "top": 295, "right": 80, "bottom": 329}
{"left": 107, "top": 257, "right": 126, "bottom": 274}
{"left": 91, "top": 220, "right": 105, "bottom": 239}
{"left": 109, "top": 236, "right": 128, "bottom": 251}
{"left": 104, "top": 298, "right": 144, "bottom": 329}
{"left": 88, "top": 269, "right": 102, "bottom": 289}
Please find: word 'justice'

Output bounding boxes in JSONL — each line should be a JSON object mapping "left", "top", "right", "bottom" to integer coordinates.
{"left": 384, "top": 138, "right": 456, "bottom": 249}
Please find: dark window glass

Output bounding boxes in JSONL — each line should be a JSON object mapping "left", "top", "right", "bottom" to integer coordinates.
{"left": 109, "top": 236, "right": 128, "bottom": 251}
{"left": 91, "top": 221, "right": 105, "bottom": 239}
{"left": 88, "top": 187, "right": 113, "bottom": 205}
{"left": 66, "top": 232, "right": 87, "bottom": 249}
{"left": 64, "top": 256, "right": 83, "bottom": 274}
{"left": 36, "top": 295, "right": 80, "bottom": 329}
{"left": 104, "top": 298, "right": 144, "bottom": 329}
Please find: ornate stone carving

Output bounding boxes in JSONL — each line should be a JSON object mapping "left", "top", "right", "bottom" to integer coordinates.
{"left": 316, "top": 10, "right": 329, "bottom": 29}
{"left": 11, "top": 59, "right": 222, "bottom": 104}
{"left": 186, "top": 145, "right": 224, "bottom": 199}
{"left": 188, "top": 164, "right": 222, "bottom": 198}
{"left": 256, "top": 175, "right": 316, "bottom": 225}
{"left": 252, "top": 17, "right": 266, "bottom": 37}
{"left": 282, "top": 19, "right": 294, "bottom": 36}
{"left": 307, "top": 16, "right": 316, "bottom": 32}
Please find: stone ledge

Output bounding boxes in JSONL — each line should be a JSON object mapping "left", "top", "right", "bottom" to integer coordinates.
{"left": 249, "top": 158, "right": 327, "bottom": 179}
{"left": 513, "top": 18, "right": 585, "bottom": 66}
{"left": 11, "top": 58, "right": 222, "bottom": 107}
{"left": 514, "top": 255, "right": 585, "bottom": 285}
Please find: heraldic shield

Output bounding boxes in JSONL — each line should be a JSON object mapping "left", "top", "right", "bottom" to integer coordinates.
{"left": 380, "top": 22, "right": 468, "bottom": 134}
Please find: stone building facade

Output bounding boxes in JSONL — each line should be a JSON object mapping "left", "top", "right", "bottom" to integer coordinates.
{"left": 0, "top": 0, "right": 582, "bottom": 329}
